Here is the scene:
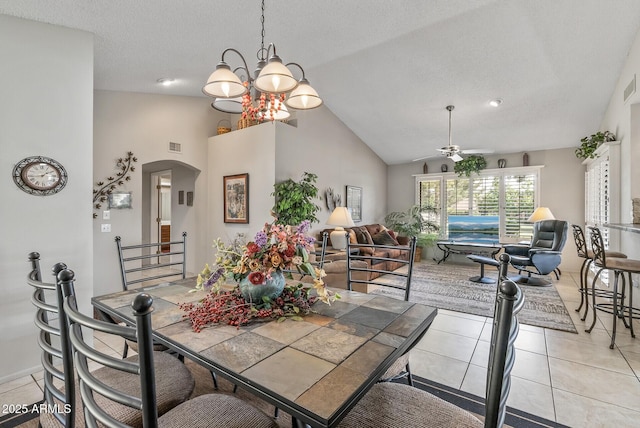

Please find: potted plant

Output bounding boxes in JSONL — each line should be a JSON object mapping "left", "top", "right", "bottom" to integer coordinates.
{"left": 575, "top": 131, "right": 616, "bottom": 160}
{"left": 453, "top": 155, "right": 487, "bottom": 177}
{"left": 271, "top": 172, "right": 321, "bottom": 226}
{"left": 384, "top": 205, "right": 440, "bottom": 261}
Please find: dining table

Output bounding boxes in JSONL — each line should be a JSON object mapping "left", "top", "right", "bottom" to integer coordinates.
{"left": 92, "top": 278, "right": 438, "bottom": 428}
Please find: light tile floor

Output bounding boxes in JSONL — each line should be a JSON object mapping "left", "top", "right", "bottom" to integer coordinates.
{"left": 3, "top": 268, "right": 640, "bottom": 427}
{"left": 409, "top": 269, "right": 640, "bottom": 427}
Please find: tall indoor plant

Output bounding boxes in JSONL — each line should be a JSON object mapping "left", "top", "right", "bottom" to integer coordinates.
{"left": 271, "top": 172, "right": 321, "bottom": 225}
{"left": 384, "top": 205, "right": 440, "bottom": 261}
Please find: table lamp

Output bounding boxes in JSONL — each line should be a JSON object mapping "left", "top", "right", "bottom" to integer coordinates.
{"left": 327, "top": 207, "right": 355, "bottom": 250}
{"left": 528, "top": 207, "right": 555, "bottom": 222}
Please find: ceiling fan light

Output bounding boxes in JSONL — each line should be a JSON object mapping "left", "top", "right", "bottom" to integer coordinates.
{"left": 203, "top": 62, "right": 247, "bottom": 98}
{"left": 450, "top": 153, "right": 463, "bottom": 162}
{"left": 254, "top": 54, "right": 298, "bottom": 93}
{"left": 286, "top": 79, "right": 322, "bottom": 109}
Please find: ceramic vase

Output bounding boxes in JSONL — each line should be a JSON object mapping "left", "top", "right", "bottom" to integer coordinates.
{"left": 239, "top": 270, "right": 285, "bottom": 303}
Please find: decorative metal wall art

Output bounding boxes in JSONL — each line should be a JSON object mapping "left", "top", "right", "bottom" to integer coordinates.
{"left": 93, "top": 151, "right": 137, "bottom": 218}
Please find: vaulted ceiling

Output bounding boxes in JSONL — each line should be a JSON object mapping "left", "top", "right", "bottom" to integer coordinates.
{"left": 2, "top": 0, "right": 640, "bottom": 164}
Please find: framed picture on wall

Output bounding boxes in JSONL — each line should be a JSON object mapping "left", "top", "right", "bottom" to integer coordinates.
{"left": 346, "top": 185, "right": 362, "bottom": 222}
{"left": 108, "top": 191, "right": 132, "bottom": 209}
{"left": 223, "top": 173, "right": 249, "bottom": 223}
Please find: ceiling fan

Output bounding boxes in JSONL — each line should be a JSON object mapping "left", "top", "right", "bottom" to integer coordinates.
{"left": 413, "top": 105, "right": 494, "bottom": 162}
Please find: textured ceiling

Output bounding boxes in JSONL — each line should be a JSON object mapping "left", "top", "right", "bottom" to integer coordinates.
{"left": 2, "top": 0, "right": 640, "bottom": 164}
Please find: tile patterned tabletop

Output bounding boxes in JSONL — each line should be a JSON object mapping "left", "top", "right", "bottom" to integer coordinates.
{"left": 92, "top": 278, "right": 437, "bottom": 428}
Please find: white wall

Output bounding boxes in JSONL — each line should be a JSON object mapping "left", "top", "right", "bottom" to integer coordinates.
{"left": 0, "top": 16, "right": 93, "bottom": 382}
{"left": 93, "top": 91, "right": 220, "bottom": 297}
{"left": 601, "top": 26, "right": 640, "bottom": 262}
{"left": 207, "top": 123, "right": 278, "bottom": 264}
{"left": 387, "top": 147, "right": 584, "bottom": 271}
{"left": 207, "top": 110, "right": 388, "bottom": 262}
{"left": 277, "top": 107, "right": 388, "bottom": 229}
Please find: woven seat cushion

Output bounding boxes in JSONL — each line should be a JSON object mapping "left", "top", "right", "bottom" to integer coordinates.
{"left": 586, "top": 250, "right": 627, "bottom": 259}
{"left": 158, "top": 393, "right": 279, "bottom": 428}
{"left": 126, "top": 338, "right": 169, "bottom": 353}
{"left": 40, "top": 352, "right": 195, "bottom": 428}
{"left": 605, "top": 256, "right": 640, "bottom": 273}
{"left": 379, "top": 353, "right": 410, "bottom": 382}
{"left": 338, "top": 382, "right": 483, "bottom": 428}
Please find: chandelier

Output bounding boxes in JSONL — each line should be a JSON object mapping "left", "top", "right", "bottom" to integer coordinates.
{"left": 203, "top": 0, "right": 322, "bottom": 122}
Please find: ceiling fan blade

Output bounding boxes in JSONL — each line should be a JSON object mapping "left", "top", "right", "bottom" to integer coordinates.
{"left": 460, "top": 148, "right": 495, "bottom": 154}
{"left": 450, "top": 153, "right": 463, "bottom": 162}
{"left": 411, "top": 154, "right": 442, "bottom": 162}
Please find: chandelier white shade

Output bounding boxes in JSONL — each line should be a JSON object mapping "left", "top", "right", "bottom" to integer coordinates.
{"left": 528, "top": 207, "right": 555, "bottom": 222}
{"left": 258, "top": 100, "right": 290, "bottom": 120}
{"left": 254, "top": 54, "right": 298, "bottom": 94}
{"left": 211, "top": 97, "right": 243, "bottom": 114}
{"left": 203, "top": 63, "right": 247, "bottom": 98}
{"left": 286, "top": 78, "right": 322, "bottom": 109}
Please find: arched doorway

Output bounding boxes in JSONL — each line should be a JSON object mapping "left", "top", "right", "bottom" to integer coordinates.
{"left": 141, "top": 160, "right": 201, "bottom": 249}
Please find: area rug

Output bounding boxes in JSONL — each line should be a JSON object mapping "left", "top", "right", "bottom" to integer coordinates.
{"left": 372, "top": 260, "right": 578, "bottom": 334}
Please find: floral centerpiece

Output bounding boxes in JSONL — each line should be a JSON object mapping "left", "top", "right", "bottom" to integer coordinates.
{"left": 180, "top": 220, "right": 338, "bottom": 332}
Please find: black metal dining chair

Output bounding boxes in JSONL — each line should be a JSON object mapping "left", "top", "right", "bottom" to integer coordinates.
{"left": 60, "top": 267, "right": 279, "bottom": 428}
{"left": 27, "top": 252, "right": 195, "bottom": 428}
{"left": 339, "top": 253, "right": 524, "bottom": 428}
{"left": 27, "top": 253, "right": 73, "bottom": 428}
{"left": 346, "top": 235, "right": 417, "bottom": 385}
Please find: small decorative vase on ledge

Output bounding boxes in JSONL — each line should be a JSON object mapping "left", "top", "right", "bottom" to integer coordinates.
{"left": 239, "top": 270, "right": 286, "bottom": 303}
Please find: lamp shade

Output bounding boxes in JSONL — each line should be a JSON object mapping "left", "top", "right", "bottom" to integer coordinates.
{"left": 327, "top": 207, "right": 355, "bottom": 250}
{"left": 327, "top": 207, "right": 356, "bottom": 227}
{"left": 202, "top": 63, "right": 247, "bottom": 98}
{"left": 286, "top": 79, "right": 322, "bottom": 110}
{"left": 254, "top": 55, "right": 298, "bottom": 93}
{"left": 528, "top": 207, "right": 555, "bottom": 222}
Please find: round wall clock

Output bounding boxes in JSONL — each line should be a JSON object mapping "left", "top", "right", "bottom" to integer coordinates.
{"left": 13, "top": 156, "right": 68, "bottom": 196}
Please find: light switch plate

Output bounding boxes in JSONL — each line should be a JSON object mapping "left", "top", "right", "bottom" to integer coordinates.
{"left": 103, "top": 210, "right": 110, "bottom": 220}
{"left": 101, "top": 224, "right": 111, "bottom": 233}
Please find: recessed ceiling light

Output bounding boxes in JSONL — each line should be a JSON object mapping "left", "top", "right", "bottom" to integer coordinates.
{"left": 489, "top": 98, "right": 503, "bottom": 107}
{"left": 157, "top": 78, "right": 175, "bottom": 86}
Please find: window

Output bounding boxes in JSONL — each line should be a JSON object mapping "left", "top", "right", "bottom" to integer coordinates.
{"left": 416, "top": 166, "right": 541, "bottom": 242}
{"left": 583, "top": 142, "right": 621, "bottom": 283}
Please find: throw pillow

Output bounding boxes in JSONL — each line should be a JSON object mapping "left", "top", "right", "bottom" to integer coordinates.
{"left": 371, "top": 230, "right": 400, "bottom": 246}
{"left": 353, "top": 226, "right": 373, "bottom": 244}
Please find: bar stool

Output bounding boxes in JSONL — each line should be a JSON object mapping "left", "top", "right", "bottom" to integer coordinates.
{"left": 571, "top": 224, "right": 626, "bottom": 321}
{"left": 586, "top": 227, "right": 637, "bottom": 348}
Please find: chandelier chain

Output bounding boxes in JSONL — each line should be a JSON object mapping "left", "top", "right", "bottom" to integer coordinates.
{"left": 259, "top": 0, "right": 266, "bottom": 61}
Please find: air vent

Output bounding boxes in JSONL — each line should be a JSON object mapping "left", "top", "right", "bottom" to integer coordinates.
{"left": 169, "top": 142, "right": 182, "bottom": 153}
{"left": 624, "top": 74, "right": 636, "bottom": 103}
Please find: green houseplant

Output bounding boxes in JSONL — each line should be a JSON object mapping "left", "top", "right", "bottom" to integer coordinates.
{"left": 575, "top": 131, "right": 616, "bottom": 160}
{"left": 453, "top": 155, "right": 487, "bottom": 177}
{"left": 271, "top": 172, "right": 321, "bottom": 225}
{"left": 384, "top": 205, "right": 440, "bottom": 261}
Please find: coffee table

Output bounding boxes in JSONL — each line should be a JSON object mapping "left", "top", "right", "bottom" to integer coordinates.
{"left": 435, "top": 240, "right": 502, "bottom": 264}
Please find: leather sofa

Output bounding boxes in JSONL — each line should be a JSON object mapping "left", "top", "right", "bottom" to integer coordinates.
{"left": 319, "top": 223, "right": 411, "bottom": 291}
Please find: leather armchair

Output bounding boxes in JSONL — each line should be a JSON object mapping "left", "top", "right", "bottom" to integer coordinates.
{"left": 504, "top": 219, "right": 568, "bottom": 286}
